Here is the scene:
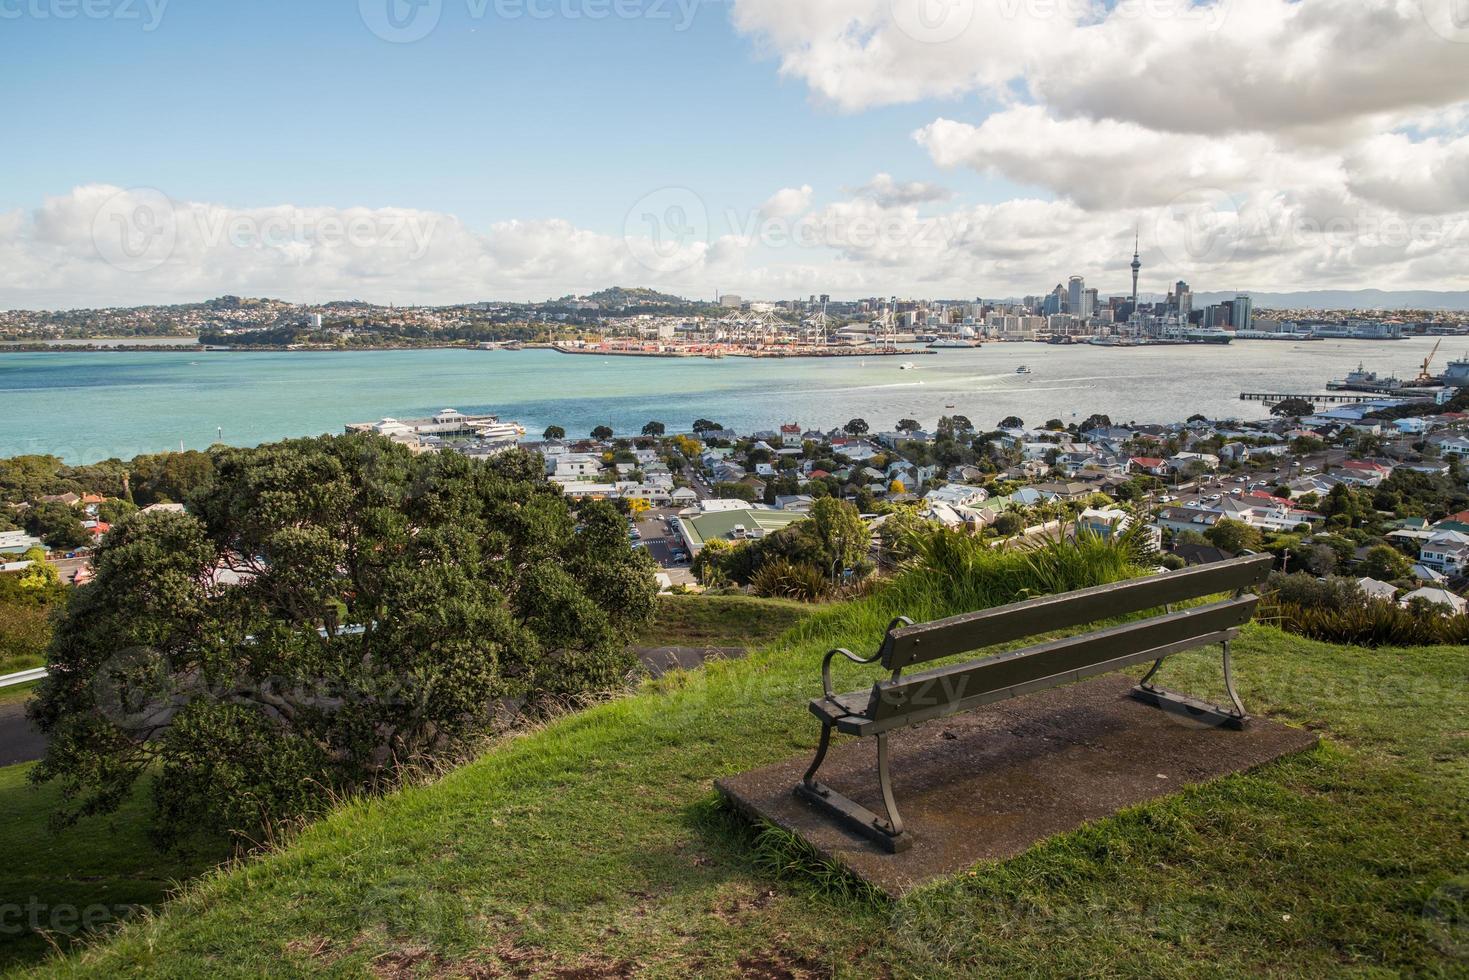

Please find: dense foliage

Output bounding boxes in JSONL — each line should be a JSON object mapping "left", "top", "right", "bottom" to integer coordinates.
{"left": 28, "top": 434, "right": 657, "bottom": 847}
{"left": 693, "top": 498, "right": 872, "bottom": 598}
{"left": 0, "top": 571, "right": 65, "bottom": 674}
{"left": 1262, "top": 572, "right": 1469, "bottom": 646}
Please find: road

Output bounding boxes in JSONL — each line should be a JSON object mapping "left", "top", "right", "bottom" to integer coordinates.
{"left": 0, "top": 700, "right": 45, "bottom": 767}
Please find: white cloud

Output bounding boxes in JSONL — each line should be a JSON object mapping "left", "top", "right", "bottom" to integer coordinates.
{"left": 758, "top": 184, "right": 814, "bottom": 220}
{"left": 723, "top": 0, "right": 1469, "bottom": 296}
{"left": 849, "top": 173, "right": 954, "bottom": 208}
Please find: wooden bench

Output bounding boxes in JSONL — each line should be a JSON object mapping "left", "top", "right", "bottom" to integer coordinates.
{"left": 795, "top": 554, "right": 1273, "bottom": 852}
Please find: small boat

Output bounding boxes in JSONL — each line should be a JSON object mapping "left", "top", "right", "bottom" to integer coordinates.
{"left": 899, "top": 362, "right": 917, "bottom": 370}
{"left": 1016, "top": 365, "right": 1032, "bottom": 375}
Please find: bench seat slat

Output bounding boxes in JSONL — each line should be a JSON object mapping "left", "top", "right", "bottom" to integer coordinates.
{"left": 881, "top": 554, "right": 1272, "bottom": 670}
{"left": 829, "top": 596, "right": 1257, "bottom": 735}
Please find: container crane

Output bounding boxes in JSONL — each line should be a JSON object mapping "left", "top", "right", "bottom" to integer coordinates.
{"left": 1418, "top": 339, "right": 1443, "bottom": 383}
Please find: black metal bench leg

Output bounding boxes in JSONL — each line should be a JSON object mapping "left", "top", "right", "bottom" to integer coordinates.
{"left": 1130, "top": 641, "right": 1248, "bottom": 729}
{"left": 876, "top": 733, "right": 905, "bottom": 838}
{"left": 801, "top": 722, "right": 833, "bottom": 786}
{"left": 793, "top": 726, "right": 914, "bottom": 853}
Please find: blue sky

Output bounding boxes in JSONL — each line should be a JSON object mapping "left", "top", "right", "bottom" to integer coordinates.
{"left": 1, "top": 1, "right": 1018, "bottom": 231}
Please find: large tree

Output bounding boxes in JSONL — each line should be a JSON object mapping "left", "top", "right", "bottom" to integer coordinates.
{"left": 24, "top": 501, "right": 90, "bottom": 550}
{"left": 28, "top": 434, "right": 657, "bottom": 847}
{"left": 543, "top": 425, "right": 566, "bottom": 440}
{"left": 1204, "top": 518, "right": 1264, "bottom": 555}
{"left": 1271, "top": 398, "right": 1316, "bottom": 419}
{"left": 843, "top": 418, "right": 869, "bottom": 436}
{"left": 809, "top": 497, "right": 870, "bottom": 582}
{"left": 641, "top": 421, "right": 666, "bottom": 437}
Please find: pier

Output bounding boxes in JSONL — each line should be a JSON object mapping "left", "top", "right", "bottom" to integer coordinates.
{"left": 1239, "top": 392, "right": 1435, "bottom": 405}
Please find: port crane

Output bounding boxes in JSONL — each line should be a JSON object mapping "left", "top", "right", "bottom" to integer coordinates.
{"left": 1418, "top": 339, "right": 1443, "bottom": 382}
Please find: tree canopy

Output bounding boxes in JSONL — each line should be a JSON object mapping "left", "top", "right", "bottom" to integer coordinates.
{"left": 1271, "top": 398, "right": 1316, "bottom": 419}
{"left": 28, "top": 434, "right": 657, "bottom": 847}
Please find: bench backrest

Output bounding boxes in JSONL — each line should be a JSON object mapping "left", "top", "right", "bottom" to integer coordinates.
{"left": 878, "top": 553, "right": 1273, "bottom": 671}
{"left": 865, "top": 594, "right": 1259, "bottom": 728}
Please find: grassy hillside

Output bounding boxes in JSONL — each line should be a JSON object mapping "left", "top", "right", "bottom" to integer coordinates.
{"left": 0, "top": 766, "right": 225, "bottom": 972}
{"left": 16, "top": 577, "right": 1467, "bottom": 977}
{"left": 635, "top": 593, "right": 813, "bottom": 648}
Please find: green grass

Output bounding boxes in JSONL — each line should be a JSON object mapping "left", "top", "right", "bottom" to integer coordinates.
{"left": 0, "top": 682, "right": 39, "bottom": 707}
{"left": 0, "top": 656, "right": 44, "bottom": 679}
{"left": 0, "top": 765, "right": 227, "bottom": 973}
{"left": 634, "top": 593, "right": 813, "bottom": 648}
{"left": 15, "top": 576, "right": 1467, "bottom": 977}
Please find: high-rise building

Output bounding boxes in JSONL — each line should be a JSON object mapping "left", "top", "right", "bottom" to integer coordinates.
{"left": 1067, "top": 276, "right": 1085, "bottom": 318}
{"left": 1083, "top": 288, "right": 1099, "bottom": 319}
{"left": 1042, "top": 285, "right": 1064, "bottom": 316}
{"left": 1232, "top": 294, "right": 1253, "bottom": 332}
{"left": 1173, "top": 280, "right": 1192, "bottom": 322}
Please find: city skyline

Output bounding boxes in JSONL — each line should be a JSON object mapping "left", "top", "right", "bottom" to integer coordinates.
{"left": 1, "top": 0, "right": 1466, "bottom": 308}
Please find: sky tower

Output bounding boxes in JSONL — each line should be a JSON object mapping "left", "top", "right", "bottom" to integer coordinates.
{"left": 1130, "top": 228, "right": 1141, "bottom": 314}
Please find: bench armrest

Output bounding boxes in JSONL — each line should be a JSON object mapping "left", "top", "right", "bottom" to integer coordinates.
{"left": 821, "top": 647, "right": 882, "bottom": 701}
{"left": 820, "top": 617, "right": 914, "bottom": 702}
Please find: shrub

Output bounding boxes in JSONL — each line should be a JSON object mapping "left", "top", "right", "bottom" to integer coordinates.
{"left": 1269, "top": 599, "right": 1469, "bottom": 647}
{"left": 899, "top": 523, "right": 1150, "bottom": 617}
{"left": 1265, "top": 573, "right": 1362, "bottom": 613}
{"left": 1264, "top": 572, "right": 1469, "bottom": 647}
{"left": 749, "top": 560, "right": 828, "bottom": 602}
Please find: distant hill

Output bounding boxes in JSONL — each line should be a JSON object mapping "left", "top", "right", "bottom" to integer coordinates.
{"left": 1191, "top": 290, "right": 1469, "bottom": 312}
{"left": 582, "top": 286, "right": 694, "bottom": 306}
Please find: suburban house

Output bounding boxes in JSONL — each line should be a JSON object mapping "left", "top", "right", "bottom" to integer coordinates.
{"left": 780, "top": 424, "right": 804, "bottom": 448}
{"left": 0, "top": 530, "right": 44, "bottom": 556}
{"left": 1128, "top": 457, "right": 1169, "bottom": 477}
{"left": 1418, "top": 531, "right": 1469, "bottom": 576}
{"left": 923, "top": 484, "right": 990, "bottom": 509}
{"left": 674, "top": 508, "right": 807, "bottom": 558}
{"left": 1400, "top": 587, "right": 1468, "bottom": 614}
{"left": 1168, "top": 452, "right": 1221, "bottom": 473}
{"left": 1078, "top": 508, "right": 1162, "bottom": 550}
{"left": 1337, "top": 460, "right": 1394, "bottom": 487}
{"left": 1356, "top": 577, "right": 1399, "bottom": 601}
{"left": 551, "top": 453, "right": 604, "bottom": 481}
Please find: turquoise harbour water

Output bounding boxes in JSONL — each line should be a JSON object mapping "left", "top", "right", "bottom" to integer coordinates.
{"left": 0, "top": 339, "right": 1446, "bottom": 464}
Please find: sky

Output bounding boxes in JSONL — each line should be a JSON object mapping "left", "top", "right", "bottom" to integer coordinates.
{"left": 1, "top": 0, "right": 1467, "bottom": 307}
